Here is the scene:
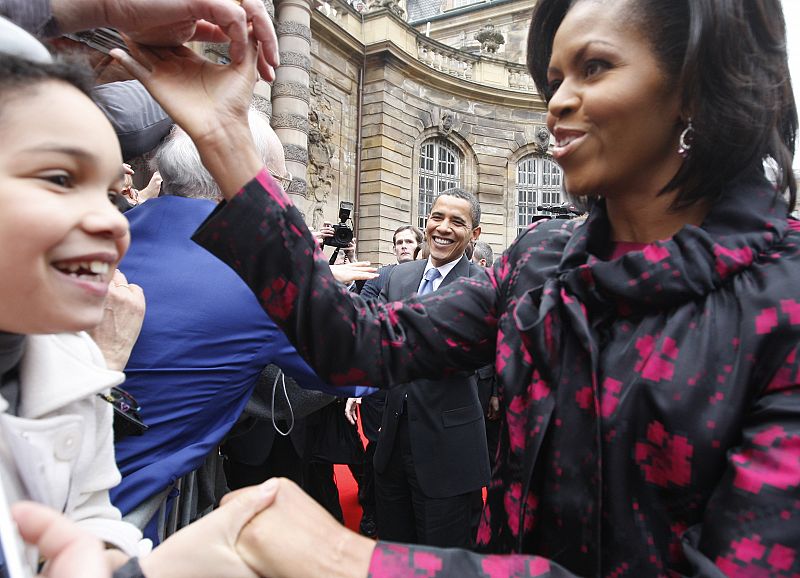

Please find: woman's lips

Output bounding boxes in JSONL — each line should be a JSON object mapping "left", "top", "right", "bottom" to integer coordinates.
{"left": 552, "top": 132, "right": 587, "bottom": 160}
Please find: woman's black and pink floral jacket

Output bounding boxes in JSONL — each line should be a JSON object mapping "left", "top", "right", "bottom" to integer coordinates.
{"left": 194, "top": 169, "right": 800, "bottom": 578}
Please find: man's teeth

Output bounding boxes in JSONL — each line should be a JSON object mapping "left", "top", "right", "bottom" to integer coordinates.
{"left": 433, "top": 237, "right": 453, "bottom": 246}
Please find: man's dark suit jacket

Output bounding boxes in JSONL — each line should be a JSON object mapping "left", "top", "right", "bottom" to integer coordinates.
{"left": 359, "top": 263, "right": 395, "bottom": 301}
{"left": 373, "top": 255, "right": 490, "bottom": 498}
{"left": 357, "top": 264, "right": 396, "bottom": 440}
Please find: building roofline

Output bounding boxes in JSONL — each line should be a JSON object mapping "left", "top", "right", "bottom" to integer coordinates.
{"left": 408, "top": 0, "right": 520, "bottom": 26}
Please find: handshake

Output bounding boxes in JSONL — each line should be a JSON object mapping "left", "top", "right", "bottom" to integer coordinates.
{"left": 13, "top": 479, "right": 375, "bottom": 578}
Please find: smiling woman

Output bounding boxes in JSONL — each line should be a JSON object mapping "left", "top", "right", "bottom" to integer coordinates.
{"left": 111, "top": 0, "right": 800, "bottom": 575}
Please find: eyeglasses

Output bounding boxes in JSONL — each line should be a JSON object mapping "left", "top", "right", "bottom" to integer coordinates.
{"left": 268, "top": 170, "right": 293, "bottom": 192}
{"left": 98, "top": 387, "right": 149, "bottom": 438}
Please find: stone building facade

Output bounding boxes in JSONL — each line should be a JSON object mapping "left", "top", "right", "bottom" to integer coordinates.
{"left": 291, "top": 0, "right": 560, "bottom": 264}
{"left": 72, "top": 0, "right": 559, "bottom": 264}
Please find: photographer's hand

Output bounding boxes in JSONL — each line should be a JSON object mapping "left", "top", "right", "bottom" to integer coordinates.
{"left": 312, "top": 224, "right": 335, "bottom": 249}
{"left": 344, "top": 237, "right": 357, "bottom": 262}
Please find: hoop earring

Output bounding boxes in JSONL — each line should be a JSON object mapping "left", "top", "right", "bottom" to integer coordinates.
{"left": 678, "top": 118, "right": 694, "bottom": 158}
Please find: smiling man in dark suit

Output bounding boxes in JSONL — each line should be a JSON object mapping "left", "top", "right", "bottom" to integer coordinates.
{"left": 372, "top": 188, "right": 490, "bottom": 548}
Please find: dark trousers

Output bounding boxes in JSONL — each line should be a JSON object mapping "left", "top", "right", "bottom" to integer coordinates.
{"left": 223, "top": 433, "right": 303, "bottom": 490}
{"left": 303, "top": 461, "right": 343, "bottom": 522}
{"left": 359, "top": 440, "right": 377, "bottom": 517}
{"left": 374, "top": 415, "right": 476, "bottom": 547}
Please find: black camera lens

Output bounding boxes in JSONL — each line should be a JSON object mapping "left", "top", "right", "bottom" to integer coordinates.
{"left": 323, "top": 224, "right": 354, "bottom": 248}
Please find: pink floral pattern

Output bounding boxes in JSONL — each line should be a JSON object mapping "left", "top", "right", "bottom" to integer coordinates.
{"left": 196, "top": 169, "right": 800, "bottom": 577}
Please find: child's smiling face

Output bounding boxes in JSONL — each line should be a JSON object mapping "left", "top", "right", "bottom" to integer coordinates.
{"left": 0, "top": 80, "right": 130, "bottom": 334}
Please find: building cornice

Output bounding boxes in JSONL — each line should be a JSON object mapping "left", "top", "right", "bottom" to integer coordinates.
{"left": 364, "top": 39, "right": 544, "bottom": 109}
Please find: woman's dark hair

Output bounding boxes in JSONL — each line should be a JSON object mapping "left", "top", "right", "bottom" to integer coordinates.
{"left": 527, "top": 0, "right": 797, "bottom": 212}
{"left": 0, "top": 54, "right": 95, "bottom": 120}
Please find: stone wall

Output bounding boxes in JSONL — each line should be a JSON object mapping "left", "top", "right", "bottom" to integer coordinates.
{"left": 307, "top": 0, "right": 550, "bottom": 264}
{"left": 357, "top": 43, "right": 545, "bottom": 264}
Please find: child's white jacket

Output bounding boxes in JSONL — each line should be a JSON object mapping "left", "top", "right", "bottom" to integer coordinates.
{"left": 0, "top": 332, "right": 147, "bottom": 556}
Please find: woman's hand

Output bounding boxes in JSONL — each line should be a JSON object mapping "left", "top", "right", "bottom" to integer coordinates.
{"left": 88, "top": 270, "right": 146, "bottom": 371}
{"left": 139, "top": 479, "right": 278, "bottom": 578}
{"left": 330, "top": 262, "right": 378, "bottom": 285}
{"left": 233, "top": 478, "right": 375, "bottom": 578}
{"left": 52, "top": 0, "right": 279, "bottom": 80}
{"left": 110, "top": 38, "right": 262, "bottom": 199}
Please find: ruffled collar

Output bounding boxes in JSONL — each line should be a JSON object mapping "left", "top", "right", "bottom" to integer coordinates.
{"left": 555, "top": 170, "right": 789, "bottom": 316}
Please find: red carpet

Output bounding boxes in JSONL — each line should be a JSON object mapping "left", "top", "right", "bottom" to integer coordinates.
{"left": 334, "top": 416, "right": 365, "bottom": 532}
{"left": 334, "top": 463, "right": 362, "bottom": 532}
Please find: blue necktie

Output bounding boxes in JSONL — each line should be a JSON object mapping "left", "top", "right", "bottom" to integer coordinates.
{"left": 418, "top": 268, "right": 441, "bottom": 296}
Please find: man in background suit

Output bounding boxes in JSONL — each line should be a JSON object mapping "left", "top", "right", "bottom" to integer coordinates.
{"left": 348, "top": 224, "right": 423, "bottom": 537}
{"left": 372, "top": 188, "right": 490, "bottom": 548}
{"left": 359, "top": 225, "right": 423, "bottom": 300}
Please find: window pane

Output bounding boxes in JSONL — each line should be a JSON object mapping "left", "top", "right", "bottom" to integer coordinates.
{"left": 515, "top": 154, "right": 563, "bottom": 234}
{"left": 419, "top": 137, "right": 463, "bottom": 227}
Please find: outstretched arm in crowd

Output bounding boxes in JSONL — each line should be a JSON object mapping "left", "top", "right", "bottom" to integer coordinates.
{"left": 12, "top": 481, "right": 280, "bottom": 578}
{"left": 111, "top": 37, "right": 498, "bottom": 391}
{"left": 227, "top": 479, "right": 578, "bottom": 578}
{"left": 0, "top": 0, "right": 279, "bottom": 79}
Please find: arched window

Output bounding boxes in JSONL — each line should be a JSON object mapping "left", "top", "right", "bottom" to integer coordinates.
{"left": 516, "top": 155, "right": 563, "bottom": 234}
{"left": 418, "top": 138, "right": 462, "bottom": 229}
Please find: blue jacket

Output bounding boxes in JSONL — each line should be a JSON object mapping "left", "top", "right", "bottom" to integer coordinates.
{"left": 111, "top": 196, "right": 367, "bottom": 521}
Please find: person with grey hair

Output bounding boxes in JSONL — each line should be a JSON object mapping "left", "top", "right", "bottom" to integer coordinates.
{"left": 108, "top": 113, "right": 368, "bottom": 543}
{"left": 471, "top": 240, "right": 494, "bottom": 268}
{"left": 154, "top": 109, "right": 278, "bottom": 202}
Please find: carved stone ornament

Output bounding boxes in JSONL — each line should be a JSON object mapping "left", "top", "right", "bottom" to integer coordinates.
{"left": 475, "top": 20, "right": 505, "bottom": 54}
{"left": 306, "top": 74, "right": 338, "bottom": 229}
{"left": 440, "top": 111, "right": 454, "bottom": 134}
{"left": 534, "top": 126, "right": 551, "bottom": 154}
{"left": 271, "top": 112, "right": 310, "bottom": 133}
{"left": 271, "top": 81, "right": 310, "bottom": 102}
{"left": 279, "top": 51, "right": 311, "bottom": 71}
{"left": 287, "top": 177, "right": 307, "bottom": 196}
{"left": 263, "top": 0, "right": 275, "bottom": 20}
{"left": 284, "top": 143, "right": 309, "bottom": 165}
{"left": 275, "top": 21, "right": 312, "bottom": 43}
{"left": 366, "top": 0, "right": 405, "bottom": 19}
{"left": 251, "top": 94, "right": 272, "bottom": 119}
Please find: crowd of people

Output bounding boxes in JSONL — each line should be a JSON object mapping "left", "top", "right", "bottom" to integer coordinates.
{"left": 0, "top": 0, "right": 798, "bottom": 576}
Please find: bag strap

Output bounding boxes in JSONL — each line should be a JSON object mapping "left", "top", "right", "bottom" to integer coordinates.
{"left": 270, "top": 369, "right": 295, "bottom": 436}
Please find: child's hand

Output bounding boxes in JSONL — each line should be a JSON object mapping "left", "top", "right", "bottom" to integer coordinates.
{"left": 11, "top": 502, "right": 111, "bottom": 578}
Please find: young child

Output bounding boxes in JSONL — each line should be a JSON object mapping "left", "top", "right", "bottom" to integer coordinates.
{"left": 0, "top": 53, "right": 145, "bottom": 562}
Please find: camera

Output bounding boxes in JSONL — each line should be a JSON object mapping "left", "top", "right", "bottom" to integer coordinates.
{"left": 324, "top": 201, "right": 355, "bottom": 248}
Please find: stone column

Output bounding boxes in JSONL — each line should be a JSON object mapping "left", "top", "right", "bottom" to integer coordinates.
{"left": 271, "top": 0, "right": 313, "bottom": 210}
{"left": 252, "top": 0, "right": 276, "bottom": 119}
{"left": 203, "top": 1, "right": 275, "bottom": 118}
